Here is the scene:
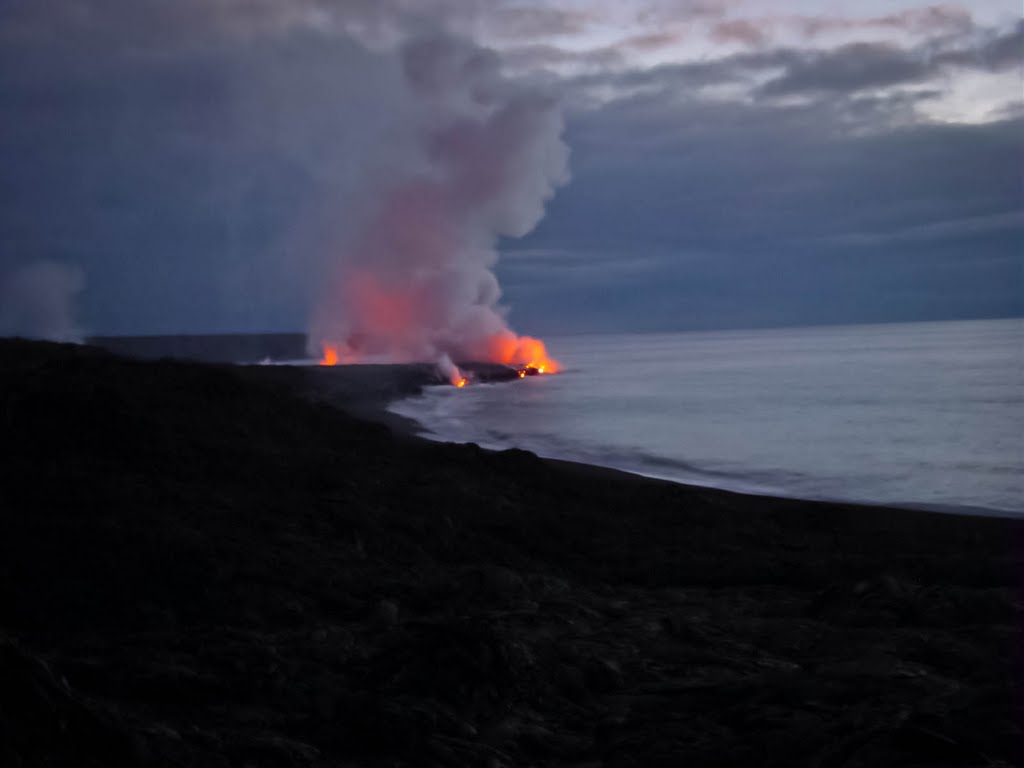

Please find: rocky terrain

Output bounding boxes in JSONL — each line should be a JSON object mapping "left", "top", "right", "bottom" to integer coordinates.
{"left": 1, "top": 339, "right": 1020, "bottom": 767}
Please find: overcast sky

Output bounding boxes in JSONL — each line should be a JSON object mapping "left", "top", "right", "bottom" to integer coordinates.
{"left": 1, "top": 0, "right": 1021, "bottom": 336}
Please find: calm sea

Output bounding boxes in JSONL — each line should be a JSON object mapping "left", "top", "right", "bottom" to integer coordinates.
{"left": 390, "top": 318, "right": 1024, "bottom": 516}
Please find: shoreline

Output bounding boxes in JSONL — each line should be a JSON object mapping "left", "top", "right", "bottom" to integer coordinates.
{"left": 362, "top": 371, "right": 1023, "bottom": 521}
{"left": 90, "top": 328, "right": 1022, "bottom": 520}
{"left": 3, "top": 339, "right": 1021, "bottom": 767}
{"left": 223, "top": 352, "right": 1024, "bottom": 539}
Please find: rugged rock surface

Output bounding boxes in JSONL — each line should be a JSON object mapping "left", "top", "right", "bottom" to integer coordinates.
{"left": 1, "top": 339, "right": 1020, "bottom": 767}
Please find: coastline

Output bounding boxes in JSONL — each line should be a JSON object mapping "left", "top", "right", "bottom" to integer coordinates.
{"left": 2, "top": 340, "right": 1021, "bottom": 767}
{"left": 375, "top": 375, "right": 1023, "bottom": 520}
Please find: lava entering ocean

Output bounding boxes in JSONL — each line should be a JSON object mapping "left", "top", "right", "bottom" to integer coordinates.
{"left": 318, "top": 330, "right": 559, "bottom": 386}
{"left": 308, "top": 35, "right": 568, "bottom": 388}
{"left": 483, "top": 332, "right": 560, "bottom": 375}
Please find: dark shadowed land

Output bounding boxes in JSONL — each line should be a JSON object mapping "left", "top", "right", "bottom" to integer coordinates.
{"left": 1, "top": 339, "right": 1021, "bottom": 768}
{"left": 89, "top": 333, "right": 310, "bottom": 364}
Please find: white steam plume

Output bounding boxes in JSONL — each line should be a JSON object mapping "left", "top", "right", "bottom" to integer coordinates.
{"left": 308, "top": 34, "right": 569, "bottom": 369}
{"left": 0, "top": 3, "right": 567, "bottom": 356}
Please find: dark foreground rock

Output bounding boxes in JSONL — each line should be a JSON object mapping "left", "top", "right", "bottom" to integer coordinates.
{"left": 0, "top": 339, "right": 1020, "bottom": 767}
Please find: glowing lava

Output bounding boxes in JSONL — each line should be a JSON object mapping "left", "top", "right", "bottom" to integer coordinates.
{"left": 317, "top": 329, "right": 560, "bottom": 380}
{"left": 483, "top": 332, "right": 560, "bottom": 374}
{"left": 320, "top": 345, "right": 339, "bottom": 366}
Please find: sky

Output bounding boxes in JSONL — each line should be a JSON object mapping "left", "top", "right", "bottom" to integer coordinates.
{"left": 0, "top": 0, "right": 1021, "bottom": 337}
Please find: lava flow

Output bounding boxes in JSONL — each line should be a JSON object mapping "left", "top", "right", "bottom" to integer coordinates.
{"left": 318, "top": 331, "right": 559, "bottom": 388}
{"left": 319, "top": 346, "right": 339, "bottom": 366}
{"left": 483, "top": 332, "right": 560, "bottom": 375}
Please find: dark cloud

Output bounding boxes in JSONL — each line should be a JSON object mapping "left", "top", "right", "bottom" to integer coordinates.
{"left": 760, "top": 23, "right": 1022, "bottom": 97}
{"left": 936, "top": 20, "right": 1024, "bottom": 70}
{"left": 0, "top": 2, "right": 1019, "bottom": 337}
{"left": 561, "top": 20, "right": 1021, "bottom": 106}
{"left": 984, "top": 20, "right": 1024, "bottom": 67}
{"left": 0, "top": 0, "right": 519, "bottom": 56}
{"left": 551, "top": 93, "right": 1021, "bottom": 248}
{"left": 497, "top": 88, "right": 1022, "bottom": 332}
{"left": 759, "top": 42, "right": 930, "bottom": 96}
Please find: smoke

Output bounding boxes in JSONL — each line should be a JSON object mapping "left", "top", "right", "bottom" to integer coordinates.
{"left": 0, "top": 3, "right": 567, "bottom": 351}
{"left": 308, "top": 34, "right": 570, "bottom": 367}
{"left": 0, "top": 261, "right": 85, "bottom": 342}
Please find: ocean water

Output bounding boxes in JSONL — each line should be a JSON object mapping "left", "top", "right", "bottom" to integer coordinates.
{"left": 390, "top": 318, "right": 1024, "bottom": 516}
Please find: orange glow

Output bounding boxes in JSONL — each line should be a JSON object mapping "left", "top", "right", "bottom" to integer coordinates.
{"left": 318, "top": 343, "right": 362, "bottom": 366}
{"left": 320, "top": 331, "right": 561, "bottom": 377}
{"left": 484, "top": 332, "right": 561, "bottom": 375}
{"left": 320, "top": 345, "right": 339, "bottom": 366}
{"left": 315, "top": 270, "right": 561, "bottom": 376}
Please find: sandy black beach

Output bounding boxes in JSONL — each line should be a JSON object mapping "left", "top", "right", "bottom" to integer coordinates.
{"left": 1, "top": 339, "right": 1021, "bottom": 767}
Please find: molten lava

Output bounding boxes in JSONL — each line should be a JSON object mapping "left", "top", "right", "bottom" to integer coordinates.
{"left": 483, "top": 332, "right": 560, "bottom": 374}
{"left": 317, "top": 329, "right": 559, "bottom": 379}
{"left": 313, "top": 276, "right": 559, "bottom": 379}
{"left": 320, "top": 345, "right": 339, "bottom": 366}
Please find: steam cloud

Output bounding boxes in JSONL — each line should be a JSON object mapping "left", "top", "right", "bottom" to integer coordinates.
{"left": 0, "top": 262, "right": 85, "bottom": 343}
{"left": 0, "top": 3, "right": 568, "bottom": 357}
{"left": 309, "top": 35, "right": 570, "bottom": 368}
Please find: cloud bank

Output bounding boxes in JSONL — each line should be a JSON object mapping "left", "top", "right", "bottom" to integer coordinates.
{"left": 0, "top": 1, "right": 1019, "bottom": 337}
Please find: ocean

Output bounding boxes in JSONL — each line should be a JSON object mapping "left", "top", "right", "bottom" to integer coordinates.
{"left": 390, "top": 318, "right": 1024, "bottom": 516}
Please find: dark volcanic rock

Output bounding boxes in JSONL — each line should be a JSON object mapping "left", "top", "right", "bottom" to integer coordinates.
{"left": 0, "top": 634, "right": 135, "bottom": 767}
{"left": 0, "top": 339, "right": 1020, "bottom": 767}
